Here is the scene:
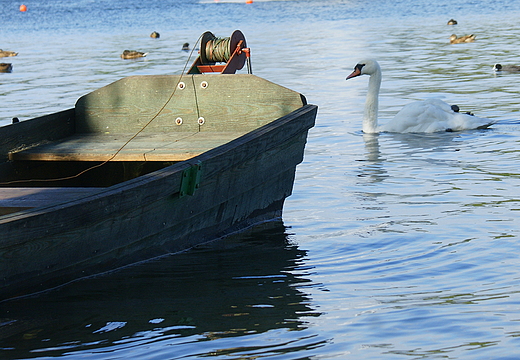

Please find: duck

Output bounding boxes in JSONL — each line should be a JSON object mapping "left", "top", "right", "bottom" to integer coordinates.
{"left": 150, "top": 31, "right": 160, "bottom": 39}
{"left": 121, "top": 50, "right": 148, "bottom": 59}
{"left": 447, "top": 19, "right": 457, "bottom": 25}
{"left": 182, "top": 42, "right": 190, "bottom": 51}
{"left": 450, "top": 34, "right": 476, "bottom": 44}
{"left": 493, "top": 63, "right": 520, "bottom": 72}
{"left": 345, "top": 59, "right": 495, "bottom": 133}
{"left": 0, "top": 63, "right": 13, "bottom": 73}
{"left": 0, "top": 49, "right": 17, "bottom": 57}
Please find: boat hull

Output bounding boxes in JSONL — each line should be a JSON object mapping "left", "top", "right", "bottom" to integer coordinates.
{"left": 0, "top": 96, "right": 316, "bottom": 299}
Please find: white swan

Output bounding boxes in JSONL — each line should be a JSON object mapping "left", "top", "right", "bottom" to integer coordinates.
{"left": 346, "top": 59, "right": 496, "bottom": 133}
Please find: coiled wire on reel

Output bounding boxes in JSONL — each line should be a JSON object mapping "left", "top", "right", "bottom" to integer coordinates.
{"left": 188, "top": 30, "right": 251, "bottom": 74}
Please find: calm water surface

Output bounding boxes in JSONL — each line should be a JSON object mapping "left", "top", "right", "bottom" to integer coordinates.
{"left": 1, "top": 0, "right": 520, "bottom": 358}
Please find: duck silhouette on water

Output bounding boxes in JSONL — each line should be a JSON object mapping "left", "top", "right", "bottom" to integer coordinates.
{"left": 0, "top": 63, "right": 13, "bottom": 73}
{"left": 450, "top": 34, "right": 476, "bottom": 44}
{"left": 493, "top": 63, "right": 520, "bottom": 72}
{"left": 121, "top": 50, "right": 148, "bottom": 59}
{"left": 0, "top": 49, "right": 17, "bottom": 58}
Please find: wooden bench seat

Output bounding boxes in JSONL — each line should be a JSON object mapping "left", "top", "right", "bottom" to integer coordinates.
{"left": 8, "top": 131, "right": 246, "bottom": 162}
{"left": 0, "top": 187, "right": 101, "bottom": 215}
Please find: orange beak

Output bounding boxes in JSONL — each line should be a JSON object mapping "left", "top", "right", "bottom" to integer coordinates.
{"left": 346, "top": 67, "right": 362, "bottom": 80}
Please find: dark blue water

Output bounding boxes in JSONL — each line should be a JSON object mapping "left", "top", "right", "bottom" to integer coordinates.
{"left": 2, "top": 0, "right": 520, "bottom": 358}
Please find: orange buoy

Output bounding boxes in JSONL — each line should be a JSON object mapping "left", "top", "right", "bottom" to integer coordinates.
{"left": 19, "top": 4, "right": 27, "bottom": 12}
{"left": 245, "top": 0, "right": 253, "bottom": 3}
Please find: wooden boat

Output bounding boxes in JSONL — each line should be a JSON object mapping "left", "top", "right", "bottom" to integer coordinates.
{"left": 0, "top": 69, "right": 317, "bottom": 299}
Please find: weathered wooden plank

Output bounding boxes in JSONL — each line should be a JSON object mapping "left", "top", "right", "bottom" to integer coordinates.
{"left": 74, "top": 74, "right": 304, "bottom": 134}
{"left": 8, "top": 131, "right": 247, "bottom": 162}
{"left": 193, "top": 74, "right": 306, "bottom": 132}
{"left": 0, "top": 109, "right": 75, "bottom": 162}
{"left": 0, "top": 187, "right": 100, "bottom": 208}
{"left": 75, "top": 75, "right": 199, "bottom": 133}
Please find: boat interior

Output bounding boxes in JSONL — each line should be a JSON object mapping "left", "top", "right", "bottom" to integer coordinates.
{"left": 0, "top": 74, "right": 306, "bottom": 215}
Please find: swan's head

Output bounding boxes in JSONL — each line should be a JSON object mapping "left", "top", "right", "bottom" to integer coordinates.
{"left": 346, "top": 59, "right": 380, "bottom": 80}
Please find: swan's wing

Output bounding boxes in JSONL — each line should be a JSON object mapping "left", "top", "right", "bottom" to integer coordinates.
{"left": 447, "top": 112, "right": 497, "bottom": 131}
{"left": 436, "top": 99, "right": 497, "bottom": 131}
{"left": 381, "top": 98, "right": 495, "bottom": 133}
{"left": 382, "top": 99, "right": 452, "bottom": 132}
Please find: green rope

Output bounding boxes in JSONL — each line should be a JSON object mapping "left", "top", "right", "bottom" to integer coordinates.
{"left": 206, "top": 36, "right": 231, "bottom": 63}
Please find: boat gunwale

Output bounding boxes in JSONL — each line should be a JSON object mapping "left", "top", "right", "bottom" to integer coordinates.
{"left": 0, "top": 104, "right": 317, "bottom": 243}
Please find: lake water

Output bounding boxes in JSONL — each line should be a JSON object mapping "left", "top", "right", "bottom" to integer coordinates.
{"left": 2, "top": 0, "right": 520, "bottom": 358}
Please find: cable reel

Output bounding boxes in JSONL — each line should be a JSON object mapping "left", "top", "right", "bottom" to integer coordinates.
{"left": 187, "top": 30, "right": 252, "bottom": 74}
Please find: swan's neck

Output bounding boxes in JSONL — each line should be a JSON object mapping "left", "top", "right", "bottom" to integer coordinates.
{"left": 363, "top": 70, "right": 381, "bottom": 133}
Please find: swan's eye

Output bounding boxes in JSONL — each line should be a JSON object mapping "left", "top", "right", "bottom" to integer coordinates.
{"left": 355, "top": 64, "right": 365, "bottom": 71}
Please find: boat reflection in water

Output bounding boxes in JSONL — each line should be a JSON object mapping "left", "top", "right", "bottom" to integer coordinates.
{"left": 0, "top": 220, "right": 324, "bottom": 358}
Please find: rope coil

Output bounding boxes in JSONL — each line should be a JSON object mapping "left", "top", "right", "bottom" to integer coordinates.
{"left": 200, "top": 30, "right": 246, "bottom": 67}
{"left": 205, "top": 36, "right": 232, "bottom": 63}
